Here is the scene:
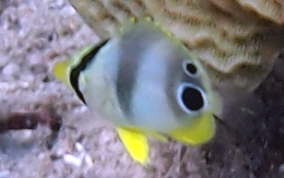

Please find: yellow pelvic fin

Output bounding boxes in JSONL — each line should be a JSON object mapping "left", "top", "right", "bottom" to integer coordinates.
{"left": 169, "top": 112, "right": 215, "bottom": 145}
{"left": 147, "top": 131, "right": 168, "bottom": 143}
{"left": 52, "top": 58, "right": 72, "bottom": 87}
{"left": 117, "top": 127, "right": 149, "bottom": 165}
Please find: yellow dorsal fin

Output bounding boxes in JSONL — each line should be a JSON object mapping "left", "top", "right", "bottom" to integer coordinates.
{"left": 52, "top": 45, "right": 94, "bottom": 87}
{"left": 117, "top": 127, "right": 149, "bottom": 165}
{"left": 52, "top": 58, "right": 72, "bottom": 87}
{"left": 169, "top": 112, "right": 215, "bottom": 145}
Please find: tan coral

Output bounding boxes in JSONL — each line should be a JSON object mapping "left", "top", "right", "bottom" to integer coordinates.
{"left": 236, "top": 0, "right": 284, "bottom": 24}
{"left": 69, "top": 0, "right": 284, "bottom": 90}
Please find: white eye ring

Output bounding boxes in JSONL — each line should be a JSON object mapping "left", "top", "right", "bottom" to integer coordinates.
{"left": 182, "top": 61, "right": 198, "bottom": 77}
{"left": 177, "top": 83, "right": 207, "bottom": 114}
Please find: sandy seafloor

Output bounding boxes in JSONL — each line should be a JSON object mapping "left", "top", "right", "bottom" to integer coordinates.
{"left": 2, "top": 0, "right": 284, "bottom": 178}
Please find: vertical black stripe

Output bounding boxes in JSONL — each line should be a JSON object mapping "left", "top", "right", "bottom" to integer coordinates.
{"left": 115, "top": 40, "right": 143, "bottom": 116}
{"left": 70, "top": 40, "right": 108, "bottom": 104}
{"left": 165, "top": 50, "right": 186, "bottom": 117}
{"left": 115, "top": 26, "right": 160, "bottom": 117}
{"left": 165, "top": 53, "right": 206, "bottom": 120}
{"left": 165, "top": 49, "right": 201, "bottom": 118}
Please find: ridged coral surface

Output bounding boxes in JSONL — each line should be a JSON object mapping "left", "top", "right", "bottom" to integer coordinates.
{"left": 69, "top": 0, "right": 284, "bottom": 89}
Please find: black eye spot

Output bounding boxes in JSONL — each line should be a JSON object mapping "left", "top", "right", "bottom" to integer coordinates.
{"left": 183, "top": 61, "right": 197, "bottom": 76}
{"left": 181, "top": 86, "right": 204, "bottom": 111}
{"left": 186, "top": 63, "right": 197, "bottom": 74}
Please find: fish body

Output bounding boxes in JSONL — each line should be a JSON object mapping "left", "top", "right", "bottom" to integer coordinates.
{"left": 53, "top": 18, "right": 221, "bottom": 165}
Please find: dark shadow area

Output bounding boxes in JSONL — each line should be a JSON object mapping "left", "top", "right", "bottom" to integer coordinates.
{"left": 202, "top": 56, "right": 284, "bottom": 178}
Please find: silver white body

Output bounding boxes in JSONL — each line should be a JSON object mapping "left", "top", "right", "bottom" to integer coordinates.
{"left": 78, "top": 21, "right": 215, "bottom": 134}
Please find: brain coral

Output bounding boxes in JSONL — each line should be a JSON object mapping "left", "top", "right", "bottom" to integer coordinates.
{"left": 69, "top": 0, "right": 284, "bottom": 90}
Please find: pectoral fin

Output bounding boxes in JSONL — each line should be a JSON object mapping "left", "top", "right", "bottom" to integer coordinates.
{"left": 169, "top": 112, "right": 215, "bottom": 145}
{"left": 117, "top": 127, "right": 149, "bottom": 165}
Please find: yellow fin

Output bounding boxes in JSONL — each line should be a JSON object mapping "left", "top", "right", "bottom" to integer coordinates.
{"left": 169, "top": 112, "right": 215, "bottom": 145}
{"left": 147, "top": 131, "right": 168, "bottom": 142}
{"left": 52, "top": 59, "right": 72, "bottom": 87}
{"left": 117, "top": 127, "right": 149, "bottom": 165}
{"left": 52, "top": 45, "right": 94, "bottom": 87}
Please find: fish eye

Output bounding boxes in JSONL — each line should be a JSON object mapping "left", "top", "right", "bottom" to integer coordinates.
{"left": 183, "top": 61, "right": 197, "bottom": 76}
{"left": 177, "top": 84, "right": 205, "bottom": 114}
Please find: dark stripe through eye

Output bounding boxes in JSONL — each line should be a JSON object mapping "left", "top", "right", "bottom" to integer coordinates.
{"left": 70, "top": 40, "right": 108, "bottom": 104}
{"left": 181, "top": 86, "right": 204, "bottom": 111}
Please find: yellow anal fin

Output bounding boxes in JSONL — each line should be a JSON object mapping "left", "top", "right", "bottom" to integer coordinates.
{"left": 52, "top": 58, "right": 72, "bottom": 87}
{"left": 117, "top": 127, "right": 149, "bottom": 165}
{"left": 169, "top": 112, "right": 215, "bottom": 145}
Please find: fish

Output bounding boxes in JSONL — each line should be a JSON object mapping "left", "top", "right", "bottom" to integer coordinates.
{"left": 52, "top": 18, "right": 222, "bottom": 165}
